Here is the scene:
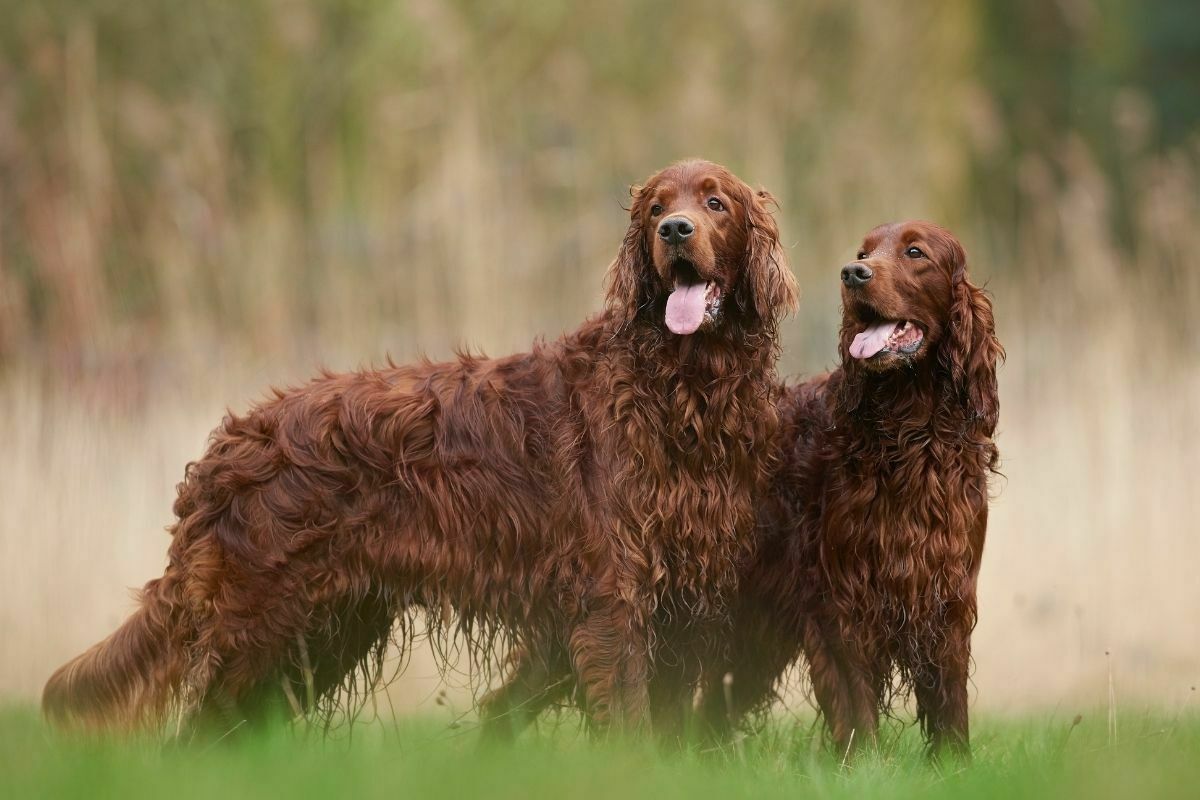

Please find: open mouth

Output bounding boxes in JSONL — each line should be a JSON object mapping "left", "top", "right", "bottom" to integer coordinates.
{"left": 849, "top": 318, "right": 925, "bottom": 360}
{"left": 664, "top": 260, "right": 722, "bottom": 335}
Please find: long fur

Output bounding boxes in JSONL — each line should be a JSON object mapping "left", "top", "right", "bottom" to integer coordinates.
{"left": 476, "top": 222, "right": 1003, "bottom": 751}
{"left": 43, "top": 159, "right": 798, "bottom": 737}
{"left": 699, "top": 221, "right": 1003, "bottom": 757}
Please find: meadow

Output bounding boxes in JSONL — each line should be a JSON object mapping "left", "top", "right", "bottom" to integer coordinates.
{"left": 3, "top": 707, "right": 1198, "bottom": 799}
{"left": 1, "top": 0, "right": 1198, "bottom": 794}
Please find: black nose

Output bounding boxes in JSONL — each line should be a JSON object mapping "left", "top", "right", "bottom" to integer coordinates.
{"left": 657, "top": 216, "right": 695, "bottom": 245}
{"left": 841, "top": 262, "right": 873, "bottom": 288}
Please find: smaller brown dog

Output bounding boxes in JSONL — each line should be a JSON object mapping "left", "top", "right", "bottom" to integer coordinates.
{"left": 699, "top": 220, "right": 1003, "bottom": 757}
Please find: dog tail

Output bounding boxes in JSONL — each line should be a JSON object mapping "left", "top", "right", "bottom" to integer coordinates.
{"left": 43, "top": 577, "right": 185, "bottom": 732}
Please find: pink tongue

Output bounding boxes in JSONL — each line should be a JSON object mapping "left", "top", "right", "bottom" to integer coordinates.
{"left": 665, "top": 281, "right": 708, "bottom": 335}
{"left": 850, "top": 321, "right": 901, "bottom": 359}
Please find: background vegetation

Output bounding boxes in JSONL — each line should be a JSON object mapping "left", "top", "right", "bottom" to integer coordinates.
{"left": 1, "top": 0, "right": 1197, "bottom": 733}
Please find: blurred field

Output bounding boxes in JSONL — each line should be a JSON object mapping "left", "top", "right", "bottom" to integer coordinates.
{"left": 2, "top": 708, "right": 1199, "bottom": 799}
{"left": 1, "top": 0, "right": 1199, "bottom": 724}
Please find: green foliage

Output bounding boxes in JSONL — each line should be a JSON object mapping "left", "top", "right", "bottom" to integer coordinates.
{"left": 0, "top": 0, "right": 1197, "bottom": 368}
{"left": 2, "top": 707, "right": 1198, "bottom": 799}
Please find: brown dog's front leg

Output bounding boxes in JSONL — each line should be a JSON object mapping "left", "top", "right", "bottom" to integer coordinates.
{"left": 917, "top": 514, "right": 985, "bottom": 760}
{"left": 914, "top": 618, "right": 973, "bottom": 759}
{"left": 568, "top": 599, "right": 651, "bottom": 735}
{"left": 804, "top": 617, "right": 884, "bottom": 760}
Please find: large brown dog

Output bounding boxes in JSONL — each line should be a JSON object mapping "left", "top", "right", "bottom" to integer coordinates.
{"left": 699, "top": 220, "right": 1002, "bottom": 757}
{"left": 42, "top": 160, "right": 798, "bottom": 736}
{"left": 483, "top": 222, "right": 1001, "bottom": 756}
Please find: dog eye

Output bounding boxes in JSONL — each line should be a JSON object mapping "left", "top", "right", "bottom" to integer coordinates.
{"left": 905, "top": 246, "right": 925, "bottom": 259}
{"left": 856, "top": 251, "right": 867, "bottom": 260}
{"left": 707, "top": 197, "right": 725, "bottom": 212}
{"left": 650, "top": 204, "right": 664, "bottom": 217}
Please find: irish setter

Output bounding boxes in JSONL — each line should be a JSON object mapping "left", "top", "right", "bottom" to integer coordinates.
{"left": 482, "top": 222, "right": 1001, "bottom": 756}
{"left": 43, "top": 160, "right": 798, "bottom": 736}
{"left": 698, "top": 220, "right": 1003, "bottom": 757}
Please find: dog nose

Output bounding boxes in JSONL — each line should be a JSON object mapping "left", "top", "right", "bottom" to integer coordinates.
{"left": 658, "top": 216, "right": 695, "bottom": 245}
{"left": 841, "top": 263, "right": 873, "bottom": 288}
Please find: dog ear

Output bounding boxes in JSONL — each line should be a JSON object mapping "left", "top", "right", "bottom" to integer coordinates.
{"left": 738, "top": 188, "right": 798, "bottom": 324}
{"left": 604, "top": 184, "right": 655, "bottom": 325}
{"left": 941, "top": 257, "right": 1004, "bottom": 433}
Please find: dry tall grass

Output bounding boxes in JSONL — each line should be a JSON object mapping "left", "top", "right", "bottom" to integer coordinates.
{"left": 1, "top": 0, "right": 1197, "bottom": 714}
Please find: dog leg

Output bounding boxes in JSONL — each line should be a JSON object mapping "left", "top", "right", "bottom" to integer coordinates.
{"left": 478, "top": 644, "right": 573, "bottom": 743}
{"left": 914, "top": 612, "right": 973, "bottom": 759}
{"left": 695, "top": 613, "right": 796, "bottom": 744}
{"left": 647, "top": 657, "right": 696, "bottom": 746}
{"left": 568, "top": 600, "right": 651, "bottom": 735}
{"left": 804, "top": 617, "right": 882, "bottom": 760}
{"left": 916, "top": 514, "right": 984, "bottom": 760}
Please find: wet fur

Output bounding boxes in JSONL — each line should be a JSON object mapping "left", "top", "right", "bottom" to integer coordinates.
{"left": 42, "top": 160, "right": 798, "bottom": 738}
{"left": 480, "top": 222, "right": 1002, "bottom": 755}
{"left": 700, "top": 221, "right": 1003, "bottom": 757}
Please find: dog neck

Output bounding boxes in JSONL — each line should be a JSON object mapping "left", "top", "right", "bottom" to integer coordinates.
{"left": 628, "top": 304, "right": 781, "bottom": 369}
{"left": 606, "top": 314, "right": 784, "bottom": 471}
{"left": 832, "top": 355, "right": 988, "bottom": 453}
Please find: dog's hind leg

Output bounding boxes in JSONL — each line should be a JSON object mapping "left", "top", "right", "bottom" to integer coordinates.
{"left": 243, "top": 587, "right": 398, "bottom": 732}
{"left": 180, "top": 581, "right": 398, "bottom": 741}
{"left": 478, "top": 642, "right": 573, "bottom": 743}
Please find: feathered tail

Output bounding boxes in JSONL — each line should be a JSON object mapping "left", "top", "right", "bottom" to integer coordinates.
{"left": 43, "top": 578, "right": 185, "bottom": 732}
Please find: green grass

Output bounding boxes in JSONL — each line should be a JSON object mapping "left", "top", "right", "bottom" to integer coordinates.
{"left": 2, "top": 707, "right": 1197, "bottom": 799}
